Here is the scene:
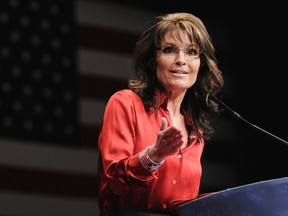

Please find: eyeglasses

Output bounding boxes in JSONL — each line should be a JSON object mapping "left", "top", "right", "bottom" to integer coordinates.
{"left": 156, "top": 45, "right": 202, "bottom": 59}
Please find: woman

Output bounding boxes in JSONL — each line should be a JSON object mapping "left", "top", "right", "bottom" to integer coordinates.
{"left": 97, "top": 12, "right": 224, "bottom": 216}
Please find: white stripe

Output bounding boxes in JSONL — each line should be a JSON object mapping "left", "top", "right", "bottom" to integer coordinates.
{"left": 0, "top": 192, "right": 99, "bottom": 216}
{"left": 0, "top": 138, "right": 98, "bottom": 174}
{"left": 78, "top": 49, "right": 132, "bottom": 79}
{"left": 76, "top": 0, "right": 158, "bottom": 33}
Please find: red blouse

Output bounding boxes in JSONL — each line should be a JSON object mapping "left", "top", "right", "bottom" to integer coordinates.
{"left": 97, "top": 89, "right": 204, "bottom": 214}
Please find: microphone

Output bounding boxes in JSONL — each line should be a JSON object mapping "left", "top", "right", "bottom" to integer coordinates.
{"left": 208, "top": 93, "right": 288, "bottom": 147}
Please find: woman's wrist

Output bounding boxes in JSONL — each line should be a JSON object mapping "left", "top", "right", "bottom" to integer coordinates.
{"left": 139, "top": 146, "right": 165, "bottom": 172}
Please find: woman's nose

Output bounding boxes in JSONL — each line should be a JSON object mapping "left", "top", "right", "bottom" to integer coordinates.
{"left": 175, "top": 51, "right": 186, "bottom": 65}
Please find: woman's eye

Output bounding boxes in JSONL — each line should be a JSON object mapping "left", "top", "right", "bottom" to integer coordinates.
{"left": 187, "top": 48, "right": 197, "bottom": 56}
{"left": 162, "top": 47, "right": 176, "bottom": 54}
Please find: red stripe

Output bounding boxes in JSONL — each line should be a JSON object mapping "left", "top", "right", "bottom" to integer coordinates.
{"left": 78, "top": 24, "right": 139, "bottom": 55}
{"left": 80, "top": 75, "right": 128, "bottom": 100}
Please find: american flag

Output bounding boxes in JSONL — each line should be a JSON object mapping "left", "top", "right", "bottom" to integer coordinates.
{"left": 0, "top": 0, "right": 156, "bottom": 148}
{"left": 0, "top": 1, "right": 166, "bottom": 215}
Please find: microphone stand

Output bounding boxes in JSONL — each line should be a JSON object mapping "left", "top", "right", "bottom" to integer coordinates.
{"left": 209, "top": 94, "right": 288, "bottom": 147}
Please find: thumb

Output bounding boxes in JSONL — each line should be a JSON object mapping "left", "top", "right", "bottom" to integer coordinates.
{"left": 160, "top": 117, "right": 168, "bottom": 131}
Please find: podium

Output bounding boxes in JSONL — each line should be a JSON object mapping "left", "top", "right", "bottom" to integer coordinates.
{"left": 179, "top": 177, "right": 288, "bottom": 216}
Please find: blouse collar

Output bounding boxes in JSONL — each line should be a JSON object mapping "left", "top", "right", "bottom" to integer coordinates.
{"left": 154, "top": 88, "right": 168, "bottom": 110}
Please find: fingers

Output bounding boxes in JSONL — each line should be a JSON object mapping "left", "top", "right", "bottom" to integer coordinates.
{"left": 163, "top": 128, "right": 183, "bottom": 144}
{"left": 154, "top": 118, "right": 184, "bottom": 158}
{"left": 158, "top": 117, "right": 184, "bottom": 149}
{"left": 159, "top": 117, "right": 181, "bottom": 140}
{"left": 160, "top": 117, "right": 168, "bottom": 131}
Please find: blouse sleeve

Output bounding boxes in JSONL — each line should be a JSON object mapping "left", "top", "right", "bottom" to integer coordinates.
{"left": 98, "top": 90, "right": 155, "bottom": 196}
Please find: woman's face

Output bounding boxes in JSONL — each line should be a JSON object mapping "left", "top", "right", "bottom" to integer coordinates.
{"left": 155, "top": 29, "right": 201, "bottom": 95}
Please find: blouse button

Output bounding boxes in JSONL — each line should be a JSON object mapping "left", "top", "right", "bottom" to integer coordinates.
{"left": 172, "top": 179, "right": 177, "bottom": 184}
{"left": 177, "top": 153, "right": 182, "bottom": 159}
{"left": 162, "top": 204, "right": 167, "bottom": 209}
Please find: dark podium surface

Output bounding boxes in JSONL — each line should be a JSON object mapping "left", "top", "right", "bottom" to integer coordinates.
{"left": 179, "top": 177, "right": 288, "bottom": 216}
